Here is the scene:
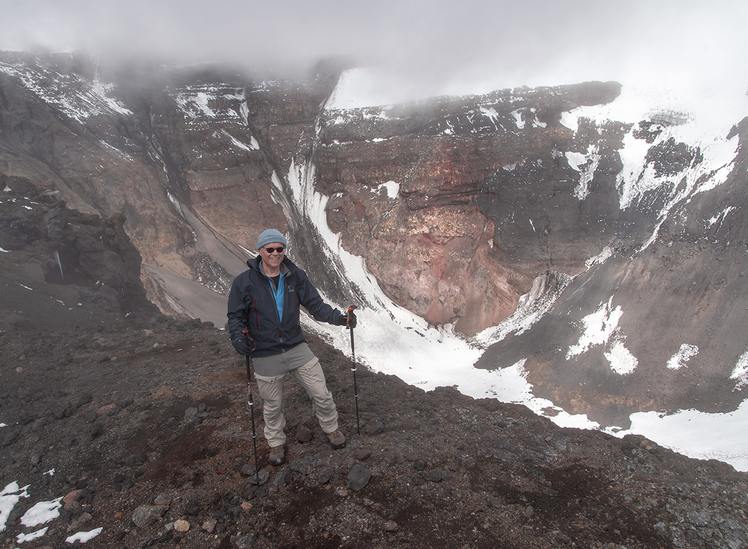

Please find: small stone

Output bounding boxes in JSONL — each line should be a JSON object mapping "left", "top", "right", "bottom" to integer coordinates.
{"left": 132, "top": 504, "right": 166, "bottom": 528}
{"left": 240, "top": 501, "right": 253, "bottom": 511}
{"left": 318, "top": 467, "right": 334, "bottom": 485}
{"left": 347, "top": 463, "right": 372, "bottom": 491}
{"left": 183, "top": 407, "right": 198, "bottom": 422}
{"left": 362, "top": 418, "right": 384, "bottom": 436}
{"left": 240, "top": 463, "right": 257, "bottom": 477}
{"left": 354, "top": 449, "right": 371, "bottom": 461}
{"left": 234, "top": 534, "right": 256, "bottom": 549}
{"left": 688, "top": 510, "right": 711, "bottom": 527}
{"left": 96, "top": 404, "right": 116, "bottom": 416}
{"left": 248, "top": 470, "right": 269, "bottom": 485}
{"left": 154, "top": 493, "right": 172, "bottom": 505}
{"left": 68, "top": 512, "right": 93, "bottom": 532}
{"left": 235, "top": 533, "right": 256, "bottom": 549}
{"left": 429, "top": 470, "right": 442, "bottom": 482}
{"left": 184, "top": 500, "right": 200, "bottom": 515}
{"left": 174, "top": 519, "right": 190, "bottom": 532}
{"left": 123, "top": 452, "right": 148, "bottom": 467}
{"left": 384, "top": 520, "right": 398, "bottom": 532}
{"left": 62, "top": 489, "right": 82, "bottom": 506}
{"left": 202, "top": 519, "right": 217, "bottom": 533}
{"left": 296, "top": 425, "right": 313, "bottom": 442}
{"left": 273, "top": 471, "right": 289, "bottom": 486}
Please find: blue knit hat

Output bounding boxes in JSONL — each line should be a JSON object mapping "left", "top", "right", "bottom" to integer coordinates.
{"left": 256, "top": 229, "right": 288, "bottom": 250}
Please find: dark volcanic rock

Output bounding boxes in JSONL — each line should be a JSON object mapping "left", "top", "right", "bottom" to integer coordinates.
{"left": 0, "top": 179, "right": 160, "bottom": 329}
{"left": 0, "top": 319, "right": 745, "bottom": 549}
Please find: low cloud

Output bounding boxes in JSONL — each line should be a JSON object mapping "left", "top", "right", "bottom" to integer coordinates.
{"left": 1, "top": 0, "right": 746, "bottom": 99}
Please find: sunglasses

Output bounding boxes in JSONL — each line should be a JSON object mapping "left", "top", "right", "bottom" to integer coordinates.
{"left": 263, "top": 246, "right": 285, "bottom": 254}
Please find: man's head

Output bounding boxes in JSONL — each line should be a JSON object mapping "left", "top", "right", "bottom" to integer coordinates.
{"left": 256, "top": 229, "right": 288, "bottom": 251}
{"left": 256, "top": 229, "right": 287, "bottom": 273}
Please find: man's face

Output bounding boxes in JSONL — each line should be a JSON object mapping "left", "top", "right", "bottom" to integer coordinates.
{"left": 259, "top": 242, "right": 285, "bottom": 270}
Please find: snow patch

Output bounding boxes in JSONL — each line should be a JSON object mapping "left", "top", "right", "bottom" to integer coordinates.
{"left": 562, "top": 83, "right": 742, "bottom": 230}
{"left": 706, "top": 206, "right": 735, "bottom": 230}
{"left": 613, "top": 400, "right": 748, "bottom": 472}
{"left": 567, "top": 298, "right": 624, "bottom": 359}
{"left": 666, "top": 343, "right": 699, "bottom": 370}
{"left": 0, "top": 60, "right": 132, "bottom": 123}
{"left": 1, "top": 483, "right": 29, "bottom": 533}
{"left": 21, "top": 498, "right": 62, "bottom": 527}
{"left": 218, "top": 129, "right": 259, "bottom": 152}
{"left": 511, "top": 109, "right": 524, "bottom": 129}
{"left": 66, "top": 528, "right": 103, "bottom": 544}
{"left": 475, "top": 271, "right": 573, "bottom": 347}
{"left": 604, "top": 339, "right": 639, "bottom": 375}
{"left": 585, "top": 246, "right": 613, "bottom": 270}
{"left": 566, "top": 146, "right": 601, "bottom": 200}
{"left": 565, "top": 298, "right": 638, "bottom": 375}
{"left": 378, "top": 181, "right": 400, "bottom": 199}
{"left": 731, "top": 351, "right": 748, "bottom": 391}
{"left": 17, "top": 527, "right": 48, "bottom": 543}
{"left": 480, "top": 106, "right": 501, "bottom": 130}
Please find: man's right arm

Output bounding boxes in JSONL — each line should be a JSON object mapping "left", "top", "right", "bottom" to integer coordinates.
{"left": 227, "top": 276, "right": 251, "bottom": 355}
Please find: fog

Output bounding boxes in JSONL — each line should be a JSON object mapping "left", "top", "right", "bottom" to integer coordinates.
{"left": 2, "top": 0, "right": 747, "bottom": 101}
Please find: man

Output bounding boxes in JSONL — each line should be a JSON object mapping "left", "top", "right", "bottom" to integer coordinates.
{"left": 227, "top": 229, "right": 356, "bottom": 466}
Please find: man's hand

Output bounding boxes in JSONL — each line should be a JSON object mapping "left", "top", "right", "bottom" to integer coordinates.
{"left": 338, "top": 309, "right": 357, "bottom": 329}
{"left": 233, "top": 338, "right": 253, "bottom": 356}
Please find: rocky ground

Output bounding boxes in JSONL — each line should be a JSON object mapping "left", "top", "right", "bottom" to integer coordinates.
{"left": 1, "top": 179, "right": 747, "bottom": 548}
{"left": 1, "top": 315, "right": 747, "bottom": 549}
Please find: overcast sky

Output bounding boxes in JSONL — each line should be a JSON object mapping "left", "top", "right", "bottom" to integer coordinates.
{"left": 1, "top": 0, "right": 747, "bottom": 101}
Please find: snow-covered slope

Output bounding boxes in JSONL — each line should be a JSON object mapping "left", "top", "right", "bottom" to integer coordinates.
{"left": 297, "top": 69, "right": 748, "bottom": 471}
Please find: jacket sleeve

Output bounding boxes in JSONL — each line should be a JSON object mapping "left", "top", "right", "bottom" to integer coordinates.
{"left": 227, "top": 274, "right": 249, "bottom": 345}
{"left": 296, "top": 270, "right": 342, "bottom": 325}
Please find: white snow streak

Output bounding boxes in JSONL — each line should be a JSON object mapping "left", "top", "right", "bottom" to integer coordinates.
{"left": 567, "top": 298, "right": 623, "bottom": 358}
{"left": 66, "top": 528, "right": 103, "bottom": 543}
{"left": 585, "top": 246, "right": 613, "bottom": 270}
{"left": 1, "top": 483, "right": 29, "bottom": 533}
{"left": 731, "top": 351, "right": 748, "bottom": 391}
{"left": 17, "top": 527, "right": 48, "bottom": 543}
{"left": 20, "top": 498, "right": 62, "bottom": 527}
{"left": 0, "top": 61, "right": 132, "bottom": 123}
{"left": 666, "top": 343, "right": 699, "bottom": 370}
{"left": 566, "top": 298, "right": 638, "bottom": 375}
{"left": 566, "top": 146, "right": 601, "bottom": 200}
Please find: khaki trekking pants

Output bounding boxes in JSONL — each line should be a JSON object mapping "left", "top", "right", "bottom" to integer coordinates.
{"left": 254, "top": 356, "right": 339, "bottom": 448}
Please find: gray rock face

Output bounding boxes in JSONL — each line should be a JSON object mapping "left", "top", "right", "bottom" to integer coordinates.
{"left": 2, "top": 51, "right": 748, "bottom": 426}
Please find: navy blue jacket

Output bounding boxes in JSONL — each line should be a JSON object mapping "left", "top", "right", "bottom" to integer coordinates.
{"left": 227, "top": 256, "right": 342, "bottom": 357}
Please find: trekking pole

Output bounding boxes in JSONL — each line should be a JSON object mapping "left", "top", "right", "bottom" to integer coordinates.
{"left": 243, "top": 332, "right": 268, "bottom": 485}
{"left": 347, "top": 306, "right": 361, "bottom": 435}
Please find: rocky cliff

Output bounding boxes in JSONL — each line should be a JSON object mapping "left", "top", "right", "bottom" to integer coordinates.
{"left": 2, "top": 51, "right": 747, "bottom": 431}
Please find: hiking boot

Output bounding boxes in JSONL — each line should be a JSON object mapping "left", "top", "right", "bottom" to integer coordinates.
{"left": 268, "top": 445, "right": 285, "bottom": 466}
{"left": 326, "top": 429, "right": 346, "bottom": 449}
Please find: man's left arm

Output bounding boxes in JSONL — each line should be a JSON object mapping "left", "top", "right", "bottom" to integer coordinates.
{"left": 297, "top": 273, "right": 345, "bottom": 326}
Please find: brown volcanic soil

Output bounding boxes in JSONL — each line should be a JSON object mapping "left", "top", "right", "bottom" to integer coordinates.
{"left": 1, "top": 315, "right": 747, "bottom": 549}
